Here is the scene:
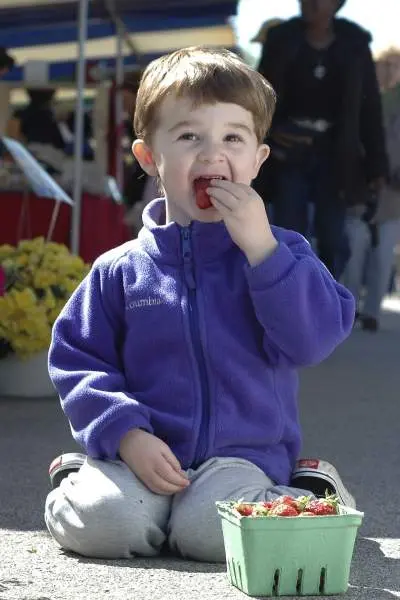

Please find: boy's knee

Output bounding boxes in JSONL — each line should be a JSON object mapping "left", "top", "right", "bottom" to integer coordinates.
{"left": 168, "top": 495, "right": 226, "bottom": 563}
{"left": 45, "top": 484, "right": 166, "bottom": 559}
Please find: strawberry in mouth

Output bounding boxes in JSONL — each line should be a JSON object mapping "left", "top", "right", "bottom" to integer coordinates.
{"left": 193, "top": 176, "right": 226, "bottom": 210}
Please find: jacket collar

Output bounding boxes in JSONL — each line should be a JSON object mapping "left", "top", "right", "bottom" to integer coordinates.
{"left": 138, "top": 198, "right": 234, "bottom": 264}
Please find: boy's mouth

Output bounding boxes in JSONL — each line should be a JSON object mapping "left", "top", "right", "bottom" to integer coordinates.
{"left": 193, "top": 175, "right": 227, "bottom": 210}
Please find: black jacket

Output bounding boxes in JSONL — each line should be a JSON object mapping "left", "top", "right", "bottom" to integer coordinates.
{"left": 124, "top": 158, "right": 148, "bottom": 209}
{"left": 258, "top": 17, "right": 388, "bottom": 205}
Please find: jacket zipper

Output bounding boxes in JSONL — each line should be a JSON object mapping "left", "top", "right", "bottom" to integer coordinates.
{"left": 181, "top": 226, "right": 210, "bottom": 467}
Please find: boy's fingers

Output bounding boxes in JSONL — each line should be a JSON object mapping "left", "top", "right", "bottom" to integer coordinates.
{"left": 155, "top": 462, "right": 190, "bottom": 489}
{"left": 209, "top": 179, "right": 252, "bottom": 197}
{"left": 162, "top": 448, "right": 187, "bottom": 476}
{"left": 207, "top": 187, "right": 237, "bottom": 211}
{"left": 148, "top": 473, "right": 188, "bottom": 495}
{"left": 159, "top": 453, "right": 189, "bottom": 483}
{"left": 163, "top": 463, "right": 190, "bottom": 486}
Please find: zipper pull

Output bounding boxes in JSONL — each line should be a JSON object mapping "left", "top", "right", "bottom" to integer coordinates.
{"left": 181, "top": 228, "right": 196, "bottom": 290}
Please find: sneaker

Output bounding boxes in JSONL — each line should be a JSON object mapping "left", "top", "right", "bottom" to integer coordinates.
{"left": 290, "top": 458, "right": 356, "bottom": 508}
{"left": 49, "top": 452, "right": 86, "bottom": 489}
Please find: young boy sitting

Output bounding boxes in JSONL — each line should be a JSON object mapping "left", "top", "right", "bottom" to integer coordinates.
{"left": 45, "top": 46, "right": 355, "bottom": 562}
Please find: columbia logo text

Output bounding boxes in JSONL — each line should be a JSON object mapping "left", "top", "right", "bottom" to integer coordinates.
{"left": 127, "top": 297, "right": 165, "bottom": 309}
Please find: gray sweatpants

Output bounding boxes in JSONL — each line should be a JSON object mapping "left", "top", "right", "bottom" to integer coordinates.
{"left": 45, "top": 456, "right": 309, "bottom": 562}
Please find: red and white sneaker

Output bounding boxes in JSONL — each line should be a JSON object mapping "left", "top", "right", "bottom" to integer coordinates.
{"left": 291, "top": 458, "right": 356, "bottom": 508}
{"left": 49, "top": 452, "right": 86, "bottom": 489}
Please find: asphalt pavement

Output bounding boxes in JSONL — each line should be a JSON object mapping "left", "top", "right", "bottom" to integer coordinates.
{"left": 0, "top": 298, "right": 399, "bottom": 600}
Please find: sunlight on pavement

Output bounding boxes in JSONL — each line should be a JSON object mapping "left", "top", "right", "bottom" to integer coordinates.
{"left": 382, "top": 296, "right": 400, "bottom": 314}
{"left": 349, "top": 588, "right": 400, "bottom": 599}
{"left": 364, "top": 537, "right": 400, "bottom": 559}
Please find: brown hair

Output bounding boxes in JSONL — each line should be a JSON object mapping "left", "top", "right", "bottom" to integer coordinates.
{"left": 134, "top": 46, "right": 276, "bottom": 144}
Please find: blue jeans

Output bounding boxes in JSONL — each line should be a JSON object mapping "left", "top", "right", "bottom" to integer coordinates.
{"left": 342, "top": 217, "right": 400, "bottom": 319}
{"left": 271, "top": 158, "right": 349, "bottom": 279}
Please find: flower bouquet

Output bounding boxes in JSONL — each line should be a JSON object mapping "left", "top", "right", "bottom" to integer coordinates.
{"left": 0, "top": 237, "right": 89, "bottom": 360}
{"left": 0, "top": 237, "right": 90, "bottom": 397}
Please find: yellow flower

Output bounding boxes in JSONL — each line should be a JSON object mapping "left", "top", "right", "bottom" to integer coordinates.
{"left": 13, "top": 288, "right": 37, "bottom": 310}
{"left": 16, "top": 254, "right": 29, "bottom": 267}
{"left": 0, "top": 244, "right": 15, "bottom": 261}
{"left": 1, "top": 258, "right": 14, "bottom": 270}
{"left": 0, "top": 288, "right": 51, "bottom": 357}
{"left": 0, "top": 238, "right": 90, "bottom": 358}
{"left": 27, "top": 251, "right": 42, "bottom": 267}
{"left": 48, "top": 299, "right": 66, "bottom": 325}
{"left": 18, "top": 237, "right": 45, "bottom": 253}
{"left": 63, "top": 278, "right": 81, "bottom": 294}
{"left": 41, "top": 288, "right": 57, "bottom": 311}
{"left": 44, "top": 242, "right": 70, "bottom": 255}
{"left": 33, "top": 269, "right": 58, "bottom": 288}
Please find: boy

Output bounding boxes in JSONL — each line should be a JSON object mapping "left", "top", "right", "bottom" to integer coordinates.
{"left": 45, "top": 46, "right": 355, "bottom": 562}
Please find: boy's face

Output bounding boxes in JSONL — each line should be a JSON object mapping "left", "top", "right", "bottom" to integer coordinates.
{"left": 133, "top": 96, "right": 269, "bottom": 225}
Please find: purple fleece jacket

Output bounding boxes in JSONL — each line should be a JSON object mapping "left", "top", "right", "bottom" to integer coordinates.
{"left": 48, "top": 199, "right": 355, "bottom": 485}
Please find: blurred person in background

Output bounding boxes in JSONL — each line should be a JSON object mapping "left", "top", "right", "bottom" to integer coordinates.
{"left": 0, "top": 47, "right": 15, "bottom": 78}
{"left": 62, "top": 108, "right": 94, "bottom": 161}
{"left": 250, "top": 19, "right": 282, "bottom": 219}
{"left": 255, "top": 0, "right": 388, "bottom": 279}
{"left": 0, "top": 48, "right": 15, "bottom": 139}
{"left": 119, "top": 72, "right": 159, "bottom": 236}
{"left": 9, "top": 88, "right": 65, "bottom": 151}
{"left": 343, "top": 48, "right": 400, "bottom": 331}
{"left": 6, "top": 88, "right": 67, "bottom": 175}
{"left": 250, "top": 18, "right": 283, "bottom": 45}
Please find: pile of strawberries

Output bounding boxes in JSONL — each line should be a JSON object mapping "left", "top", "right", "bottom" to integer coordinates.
{"left": 233, "top": 493, "right": 340, "bottom": 518}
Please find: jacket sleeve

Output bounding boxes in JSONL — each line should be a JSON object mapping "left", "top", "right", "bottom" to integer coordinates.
{"left": 48, "top": 257, "right": 153, "bottom": 459}
{"left": 359, "top": 46, "right": 389, "bottom": 181}
{"left": 245, "top": 228, "right": 355, "bottom": 367}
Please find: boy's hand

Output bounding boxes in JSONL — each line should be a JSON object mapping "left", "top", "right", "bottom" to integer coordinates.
{"left": 119, "top": 429, "right": 190, "bottom": 495}
{"left": 208, "top": 179, "right": 278, "bottom": 266}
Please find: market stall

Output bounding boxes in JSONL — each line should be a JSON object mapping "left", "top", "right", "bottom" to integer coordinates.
{"left": 0, "top": 190, "right": 129, "bottom": 263}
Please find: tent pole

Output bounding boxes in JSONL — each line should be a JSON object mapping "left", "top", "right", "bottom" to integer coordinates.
{"left": 71, "top": 0, "right": 89, "bottom": 255}
{"left": 115, "top": 22, "right": 124, "bottom": 196}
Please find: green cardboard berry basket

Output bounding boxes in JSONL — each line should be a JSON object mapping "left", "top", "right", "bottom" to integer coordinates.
{"left": 216, "top": 502, "right": 364, "bottom": 597}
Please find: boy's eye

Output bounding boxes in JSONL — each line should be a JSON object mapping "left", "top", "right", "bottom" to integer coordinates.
{"left": 225, "top": 134, "right": 244, "bottom": 143}
{"left": 178, "top": 132, "right": 198, "bottom": 141}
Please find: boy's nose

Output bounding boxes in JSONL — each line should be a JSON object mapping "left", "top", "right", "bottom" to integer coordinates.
{"left": 198, "top": 141, "right": 224, "bottom": 163}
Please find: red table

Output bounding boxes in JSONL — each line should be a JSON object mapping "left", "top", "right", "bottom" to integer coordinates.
{"left": 0, "top": 191, "right": 132, "bottom": 263}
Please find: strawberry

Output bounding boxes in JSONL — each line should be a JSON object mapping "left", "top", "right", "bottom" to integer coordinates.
{"left": 299, "top": 511, "right": 315, "bottom": 517}
{"left": 306, "top": 493, "right": 339, "bottom": 516}
{"left": 306, "top": 502, "right": 337, "bottom": 516}
{"left": 277, "top": 495, "right": 297, "bottom": 505}
{"left": 271, "top": 495, "right": 296, "bottom": 507}
{"left": 194, "top": 178, "right": 213, "bottom": 209}
{"left": 270, "top": 495, "right": 307, "bottom": 512}
{"left": 235, "top": 503, "right": 254, "bottom": 516}
{"left": 269, "top": 503, "right": 299, "bottom": 517}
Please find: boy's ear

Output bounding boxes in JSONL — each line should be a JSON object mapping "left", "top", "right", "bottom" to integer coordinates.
{"left": 132, "top": 139, "right": 158, "bottom": 176}
{"left": 252, "top": 144, "right": 270, "bottom": 179}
